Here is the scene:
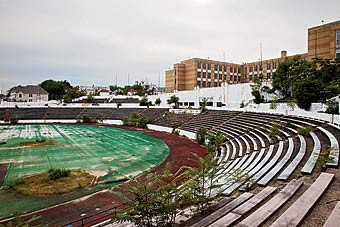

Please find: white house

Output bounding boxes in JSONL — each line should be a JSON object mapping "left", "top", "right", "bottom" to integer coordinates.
{"left": 10, "top": 85, "right": 49, "bottom": 102}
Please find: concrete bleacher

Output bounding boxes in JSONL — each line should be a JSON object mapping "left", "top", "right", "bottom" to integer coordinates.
{"left": 1, "top": 107, "right": 339, "bottom": 226}
{"left": 0, "top": 107, "right": 47, "bottom": 120}
{"left": 44, "top": 107, "right": 83, "bottom": 119}
{"left": 154, "top": 112, "right": 195, "bottom": 128}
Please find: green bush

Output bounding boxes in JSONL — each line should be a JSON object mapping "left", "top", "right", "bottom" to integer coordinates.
{"left": 48, "top": 168, "right": 70, "bottom": 180}
{"left": 172, "top": 128, "right": 180, "bottom": 135}
{"left": 297, "top": 126, "right": 313, "bottom": 135}
{"left": 122, "top": 113, "right": 153, "bottom": 128}
{"left": 325, "top": 100, "right": 339, "bottom": 115}
{"left": 10, "top": 118, "right": 18, "bottom": 124}
{"left": 81, "top": 114, "right": 97, "bottom": 123}
{"left": 196, "top": 127, "right": 207, "bottom": 145}
{"left": 240, "top": 100, "right": 245, "bottom": 108}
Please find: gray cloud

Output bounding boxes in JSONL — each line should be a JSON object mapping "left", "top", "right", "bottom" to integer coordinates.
{"left": 0, "top": 0, "right": 339, "bottom": 89}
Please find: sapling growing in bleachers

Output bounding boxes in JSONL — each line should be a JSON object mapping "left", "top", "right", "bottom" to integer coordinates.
{"left": 316, "top": 148, "right": 333, "bottom": 172}
{"left": 297, "top": 125, "right": 313, "bottom": 135}
{"left": 196, "top": 127, "right": 207, "bottom": 145}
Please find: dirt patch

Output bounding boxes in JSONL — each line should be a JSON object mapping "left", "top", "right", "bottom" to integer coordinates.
{"left": 11, "top": 170, "right": 94, "bottom": 196}
{"left": 19, "top": 140, "right": 55, "bottom": 148}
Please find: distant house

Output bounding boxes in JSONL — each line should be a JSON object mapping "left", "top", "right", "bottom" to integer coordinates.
{"left": 99, "top": 89, "right": 110, "bottom": 96}
{"left": 10, "top": 85, "right": 49, "bottom": 102}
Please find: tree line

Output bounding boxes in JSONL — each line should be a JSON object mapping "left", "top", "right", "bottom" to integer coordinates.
{"left": 251, "top": 57, "right": 340, "bottom": 111}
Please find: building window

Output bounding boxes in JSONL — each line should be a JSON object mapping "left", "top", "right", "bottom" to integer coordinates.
{"left": 207, "top": 72, "right": 211, "bottom": 79}
{"left": 272, "top": 62, "right": 276, "bottom": 69}
{"left": 197, "top": 81, "right": 201, "bottom": 87}
{"left": 230, "top": 66, "right": 233, "bottom": 72}
{"left": 214, "top": 82, "right": 218, "bottom": 87}
{"left": 219, "top": 74, "right": 222, "bottom": 80}
{"left": 336, "top": 30, "right": 340, "bottom": 47}
{"left": 254, "top": 65, "right": 258, "bottom": 71}
{"left": 19, "top": 94, "right": 22, "bottom": 98}
{"left": 203, "top": 63, "right": 206, "bottom": 69}
{"left": 249, "top": 75, "right": 253, "bottom": 81}
{"left": 249, "top": 66, "right": 253, "bottom": 72}
{"left": 197, "top": 72, "right": 201, "bottom": 78}
{"left": 208, "top": 64, "right": 211, "bottom": 70}
{"left": 214, "top": 73, "right": 217, "bottom": 79}
{"left": 224, "top": 75, "right": 227, "bottom": 81}
{"left": 336, "top": 49, "right": 340, "bottom": 59}
{"left": 207, "top": 82, "right": 211, "bottom": 87}
{"left": 267, "top": 72, "right": 271, "bottom": 79}
{"left": 202, "top": 81, "right": 206, "bottom": 87}
{"left": 267, "top": 63, "right": 271, "bottom": 70}
{"left": 202, "top": 72, "right": 206, "bottom": 77}
{"left": 197, "top": 63, "right": 201, "bottom": 69}
{"left": 28, "top": 99, "right": 32, "bottom": 102}
{"left": 238, "top": 68, "right": 241, "bottom": 74}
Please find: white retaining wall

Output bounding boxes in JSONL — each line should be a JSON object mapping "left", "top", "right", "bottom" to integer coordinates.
{"left": 147, "top": 124, "right": 196, "bottom": 139}
{"left": 148, "top": 83, "right": 253, "bottom": 108}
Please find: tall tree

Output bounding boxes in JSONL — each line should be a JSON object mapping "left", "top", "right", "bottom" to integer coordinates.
{"left": 167, "top": 95, "right": 179, "bottom": 108}
{"left": 40, "top": 80, "right": 72, "bottom": 100}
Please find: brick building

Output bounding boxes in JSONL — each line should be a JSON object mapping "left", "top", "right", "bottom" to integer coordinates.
{"left": 166, "top": 20, "right": 340, "bottom": 93}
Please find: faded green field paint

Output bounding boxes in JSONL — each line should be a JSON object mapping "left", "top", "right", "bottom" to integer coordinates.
{"left": 0, "top": 124, "right": 169, "bottom": 185}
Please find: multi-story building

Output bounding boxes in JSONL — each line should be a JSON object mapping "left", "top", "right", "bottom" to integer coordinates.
{"left": 9, "top": 85, "right": 49, "bottom": 102}
{"left": 166, "top": 20, "right": 340, "bottom": 93}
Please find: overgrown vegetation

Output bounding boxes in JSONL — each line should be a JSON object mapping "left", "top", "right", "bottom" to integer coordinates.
{"left": 268, "top": 123, "right": 283, "bottom": 143}
{"left": 240, "top": 100, "right": 245, "bottom": 108}
{"left": 297, "top": 126, "right": 313, "bottom": 135}
{"left": 325, "top": 99, "right": 339, "bottom": 114}
{"left": 316, "top": 148, "right": 333, "bottom": 172}
{"left": 10, "top": 118, "right": 18, "bottom": 124}
{"left": 112, "top": 152, "right": 236, "bottom": 227}
{"left": 79, "top": 114, "right": 98, "bottom": 123}
{"left": 155, "top": 98, "right": 161, "bottom": 106}
{"left": 200, "top": 98, "right": 208, "bottom": 112}
{"left": 139, "top": 96, "right": 153, "bottom": 107}
{"left": 112, "top": 163, "right": 188, "bottom": 227}
{"left": 112, "top": 129, "right": 245, "bottom": 226}
{"left": 250, "top": 77, "right": 265, "bottom": 104}
{"left": 205, "top": 131, "right": 226, "bottom": 153}
{"left": 109, "top": 82, "right": 155, "bottom": 96}
{"left": 272, "top": 57, "right": 340, "bottom": 110}
{"left": 286, "top": 101, "right": 296, "bottom": 110}
{"left": 172, "top": 128, "right": 180, "bottom": 135}
{"left": 196, "top": 127, "right": 207, "bottom": 145}
{"left": 269, "top": 97, "right": 278, "bottom": 109}
{"left": 122, "top": 113, "right": 153, "bottom": 128}
{"left": 167, "top": 95, "right": 179, "bottom": 108}
{"left": 48, "top": 168, "right": 70, "bottom": 180}
{"left": 10, "top": 170, "right": 93, "bottom": 196}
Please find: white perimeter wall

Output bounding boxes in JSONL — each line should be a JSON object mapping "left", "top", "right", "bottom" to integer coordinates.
{"left": 149, "top": 83, "right": 253, "bottom": 108}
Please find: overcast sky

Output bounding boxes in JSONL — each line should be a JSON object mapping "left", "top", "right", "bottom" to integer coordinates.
{"left": 0, "top": 0, "right": 339, "bottom": 90}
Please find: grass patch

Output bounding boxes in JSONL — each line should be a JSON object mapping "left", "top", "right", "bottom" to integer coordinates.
{"left": 11, "top": 170, "right": 94, "bottom": 196}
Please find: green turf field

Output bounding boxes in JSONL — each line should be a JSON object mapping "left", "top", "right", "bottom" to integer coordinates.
{"left": 0, "top": 124, "right": 169, "bottom": 185}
